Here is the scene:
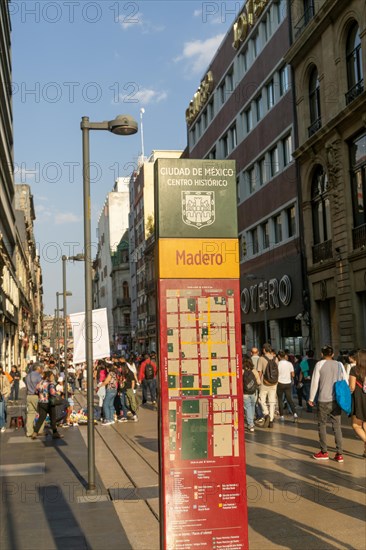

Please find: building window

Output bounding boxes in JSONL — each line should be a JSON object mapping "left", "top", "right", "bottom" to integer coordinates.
{"left": 236, "top": 176, "right": 240, "bottom": 204}
{"left": 270, "top": 147, "right": 279, "bottom": 177}
{"left": 248, "top": 167, "right": 256, "bottom": 194}
{"left": 311, "top": 165, "right": 331, "bottom": 245}
{"left": 308, "top": 66, "right": 321, "bottom": 136}
{"left": 240, "top": 48, "right": 248, "bottom": 73}
{"left": 346, "top": 22, "right": 364, "bottom": 104}
{"left": 286, "top": 206, "right": 296, "bottom": 237}
{"left": 283, "top": 134, "right": 292, "bottom": 166}
{"left": 208, "top": 147, "right": 216, "bottom": 159}
{"left": 267, "top": 80, "right": 275, "bottom": 109}
{"left": 244, "top": 107, "right": 252, "bottom": 133}
{"left": 207, "top": 100, "right": 214, "bottom": 122}
{"left": 230, "top": 124, "right": 237, "bottom": 150}
{"left": 123, "top": 281, "right": 129, "bottom": 298}
{"left": 253, "top": 32, "right": 260, "bottom": 58}
{"left": 273, "top": 214, "right": 282, "bottom": 243}
{"left": 259, "top": 157, "right": 267, "bottom": 186}
{"left": 219, "top": 82, "right": 225, "bottom": 104}
{"left": 349, "top": 133, "right": 366, "bottom": 231}
{"left": 279, "top": 66, "right": 289, "bottom": 95}
{"left": 222, "top": 134, "right": 229, "bottom": 157}
{"left": 226, "top": 69, "right": 234, "bottom": 93}
{"left": 255, "top": 94, "right": 263, "bottom": 122}
{"left": 251, "top": 228, "right": 259, "bottom": 255}
{"left": 262, "top": 221, "right": 270, "bottom": 249}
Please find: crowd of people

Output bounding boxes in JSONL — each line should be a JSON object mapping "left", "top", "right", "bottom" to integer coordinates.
{"left": 0, "top": 343, "right": 365, "bottom": 462}
{"left": 242, "top": 344, "right": 366, "bottom": 461}
{"left": 0, "top": 350, "right": 159, "bottom": 438}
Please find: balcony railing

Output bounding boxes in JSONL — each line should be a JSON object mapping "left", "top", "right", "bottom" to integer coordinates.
{"left": 116, "top": 297, "right": 131, "bottom": 307}
{"left": 308, "top": 117, "right": 322, "bottom": 137}
{"left": 345, "top": 79, "right": 364, "bottom": 105}
{"left": 294, "top": 3, "right": 315, "bottom": 38}
{"left": 312, "top": 239, "right": 333, "bottom": 264}
{"left": 352, "top": 223, "right": 366, "bottom": 250}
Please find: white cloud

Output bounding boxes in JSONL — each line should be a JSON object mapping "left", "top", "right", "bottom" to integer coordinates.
{"left": 54, "top": 213, "right": 82, "bottom": 225}
{"left": 175, "top": 34, "right": 225, "bottom": 75}
{"left": 116, "top": 87, "right": 168, "bottom": 105}
{"left": 118, "top": 13, "right": 165, "bottom": 34}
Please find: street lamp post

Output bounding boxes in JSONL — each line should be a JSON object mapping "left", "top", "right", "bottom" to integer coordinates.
{"left": 62, "top": 254, "right": 84, "bottom": 403}
{"left": 81, "top": 114, "right": 137, "bottom": 493}
{"left": 55, "top": 293, "right": 64, "bottom": 361}
{"left": 246, "top": 274, "right": 269, "bottom": 344}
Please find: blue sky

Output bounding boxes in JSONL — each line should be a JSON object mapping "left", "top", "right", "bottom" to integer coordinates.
{"left": 11, "top": 0, "right": 241, "bottom": 314}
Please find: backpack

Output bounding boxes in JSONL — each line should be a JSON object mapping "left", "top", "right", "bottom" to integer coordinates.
{"left": 263, "top": 356, "right": 279, "bottom": 385}
{"left": 243, "top": 369, "right": 259, "bottom": 395}
{"left": 144, "top": 361, "right": 154, "bottom": 380}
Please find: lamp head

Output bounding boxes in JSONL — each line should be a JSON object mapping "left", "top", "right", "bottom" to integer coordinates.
{"left": 108, "top": 115, "right": 138, "bottom": 136}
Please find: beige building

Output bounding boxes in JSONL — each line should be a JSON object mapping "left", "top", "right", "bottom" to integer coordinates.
{"left": 286, "top": 0, "right": 366, "bottom": 353}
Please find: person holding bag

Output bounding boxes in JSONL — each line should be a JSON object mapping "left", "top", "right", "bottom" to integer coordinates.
{"left": 31, "top": 371, "right": 63, "bottom": 440}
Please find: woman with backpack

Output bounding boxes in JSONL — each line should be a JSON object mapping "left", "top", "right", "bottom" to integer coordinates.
{"left": 31, "top": 371, "right": 63, "bottom": 440}
{"left": 349, "top": 349, "right": 366, "bottom": 457}
{"left": 243, "top": 356, "right": 260, "bottom": 433}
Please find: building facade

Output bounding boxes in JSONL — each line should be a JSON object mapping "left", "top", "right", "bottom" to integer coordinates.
{"left": 186, "top": 0, "right": 307, "bottom": 354}
{"left": 93, "top": 177, "right": 130, "bottom": 345}
{"left": 110, "top": 231, "right": 132, "bottom": 352}
{"left": 129, "top": 150, "right": 182, "bottom": 353}
{"left": 286, "top": 0, "right": 366, "bottom": 352}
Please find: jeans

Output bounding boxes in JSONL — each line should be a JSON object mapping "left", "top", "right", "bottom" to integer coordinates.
{"left": 103, "top": 389, "right": 117, "bottom": 422}
{"left": 10, "top": 381, "right": 19, "bottom": 400}
{"left": 317, "top": 401, "right": 343, "bottom": 454}
{"left": 0, "top": 399, "right": 6, "bottom": 429}
{"left": 277, "top": 383, "right": 296, "bottom": 415}
{"left": 259, "top": 384, "right": 278, "bottom": 421}
{"left": 302, "top": 381, "right": 312, "bottom": 410}
{"left": 244, "top": 394, "right": 256, "bottom": 428}
{"left": 142, "top": 379, "right": 157, "bottom": 403}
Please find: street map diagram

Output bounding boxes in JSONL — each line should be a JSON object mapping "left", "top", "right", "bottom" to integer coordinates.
{"left": 163, "top": 284, "right": 241, "bottom": 462}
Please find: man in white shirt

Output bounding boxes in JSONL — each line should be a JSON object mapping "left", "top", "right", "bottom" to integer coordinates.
{"left": 309, "top": 345, "right": 348, "bottom": 463}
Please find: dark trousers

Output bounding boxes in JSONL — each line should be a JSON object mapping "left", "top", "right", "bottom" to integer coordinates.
{"left": 317, "top": 401, "right": 343, "bottom": 454}
{"left": 10, "top": 381, "right": 19, "bottom": 400}
{"left": 277, "top": 383, "right": 296, "bottom": 416}
{"left": 142, "top": 379, "right": 157, "bottom": 403}
{"left": 34, "top": 403, "right": 57, "bottom": 434}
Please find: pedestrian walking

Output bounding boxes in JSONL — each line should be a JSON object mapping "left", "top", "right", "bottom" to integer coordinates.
{"left": 0, "top": 366, "right": 11, "bottom": 433}
{"left": 349, "top": 349, "right": 366, "bottom": 458}
{"left": 257, "top": 343, "right": 279, "bottom": 428}
{"left": 139, "top": 353, "right": 157, "bottom": 406}
{"left": 276, "top": 350, "right": 298, "bottom": 422}
{"left": 243, "top": 356, "right": 260, "bottom": 432}
{"left": 309, "top": 345, "right": 348, "bottom": 463}
{"left": 24, "top": 363, "right": 44, "bottom": 437}
{"left": 31, "top": 371, "right": 63, "bottom": 440}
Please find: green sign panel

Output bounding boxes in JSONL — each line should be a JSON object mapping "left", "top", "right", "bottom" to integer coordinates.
{"left": 154, "top": 158, "right": 237, "bottom": 238}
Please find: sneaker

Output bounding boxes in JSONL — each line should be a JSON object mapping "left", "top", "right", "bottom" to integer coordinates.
{"left": 248, "top": 426, "right": 255, "bottom": 433}
{"left": 263, "top": 415, "right": 270, "bottom": 428}
{"left": 279, "top": 416, "right": 285, "bottom": 421}
{"left": 293, "top": 414, "right": 298, "bottom": 423}
{"left": 118, "top": 417, "right": 128, "bottom": 423}
{"left": 269, "top": 421, "right": 274, "bottom": 428}
{"left": 0, "top": 427, "right": 6, "bottom": 433}
{"left": 132, "top": 415, "right": 138, "bottom": 422}
{"left": 334, "top": 453, "right": 344, "bottom": 463}
{"left": 101, "top": 421, "right": 114, "bottom": 426}
{"left": 31, "top": 432, "right": 38, "bottom": 440}
{"left": 52, "top": 432, "right": 64, "bottom": 439}
{"left": 312, "top": 451, "right": 329, "bottom": 460}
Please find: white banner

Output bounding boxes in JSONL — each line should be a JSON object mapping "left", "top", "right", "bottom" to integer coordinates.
{"left": 70, "top": 308, "right": 110, "bottom": 364}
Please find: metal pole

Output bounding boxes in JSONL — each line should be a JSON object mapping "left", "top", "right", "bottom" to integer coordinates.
{"left": 62, "top": 256, "right": 68, "bottom": 403}
{"left": 81, "top": 116, "right": 96, "bottom": 493}
{"left": 56, "top": 294, "right": 60, "bottom": 361}
{"left": 264, "top": 297, "right": 269, "bottom": 343}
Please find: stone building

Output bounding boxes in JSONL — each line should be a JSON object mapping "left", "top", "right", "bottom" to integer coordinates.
{"left": 286, "top": 0, "right": 366, "bottom": 352}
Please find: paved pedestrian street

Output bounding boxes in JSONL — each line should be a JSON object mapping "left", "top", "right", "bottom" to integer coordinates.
{"left": 0, "top": 394, "right": 365, "bottom": 550}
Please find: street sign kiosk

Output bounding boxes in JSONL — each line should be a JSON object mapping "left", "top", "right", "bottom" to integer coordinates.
{"left": 155, "top": 158, "right": 248, "bottom": 550}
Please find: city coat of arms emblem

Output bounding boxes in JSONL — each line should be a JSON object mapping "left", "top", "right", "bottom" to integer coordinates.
{"left": 181, "top": 191, "right": 215, "bottom": 229}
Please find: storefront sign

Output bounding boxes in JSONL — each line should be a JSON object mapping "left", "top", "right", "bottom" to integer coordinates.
{"left": 232, "top": 0, "right": 269, "bottom": 49}
{"left": 241, "top": 275, "right": 292, "bottom": 314}
{"left": 186, "top": 71, "right": 214, "bottom": 125}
